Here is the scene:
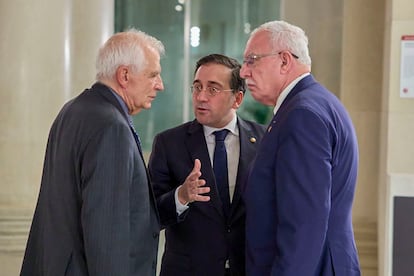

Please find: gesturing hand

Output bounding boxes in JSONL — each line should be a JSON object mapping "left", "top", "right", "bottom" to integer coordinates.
{"left": 177, "top": 159, "right": 210, "bottom": 204}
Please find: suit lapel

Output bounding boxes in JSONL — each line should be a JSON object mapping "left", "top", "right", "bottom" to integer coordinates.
{"left": 229, "top": 118, "right": 258, "bottom": 222}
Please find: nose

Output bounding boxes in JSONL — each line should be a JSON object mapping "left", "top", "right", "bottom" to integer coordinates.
{"left": 240, "top": 63, "right": 250, "bottom": 78}
{"left": 156, "top": 76, "right": 164, "bottom": 91}
{"left": 194, "top": 90, "right": 209, "bottom": 101}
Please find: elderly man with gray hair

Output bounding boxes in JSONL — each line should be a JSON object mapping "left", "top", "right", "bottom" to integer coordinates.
{"left": 21, "top": 29, "right": 164, "bottom": 276}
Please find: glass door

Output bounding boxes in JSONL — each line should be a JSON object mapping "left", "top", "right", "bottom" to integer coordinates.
{"left": 115, "top": 0, "right": 280, "bottom": 151}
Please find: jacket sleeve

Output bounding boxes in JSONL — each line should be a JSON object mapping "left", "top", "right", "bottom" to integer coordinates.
{"left": 148, "top": 133, "right": 183, "bottom": 228}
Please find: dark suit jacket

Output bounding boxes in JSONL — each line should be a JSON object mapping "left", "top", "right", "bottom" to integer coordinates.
{"left": 245, "top": 75, "right": 361, "bottom": 276}
{"left": 20, "top": 83, "right": 159, "bottom": 276}
{"left": 148, "top": 118, "right": 265, "bottom": 276}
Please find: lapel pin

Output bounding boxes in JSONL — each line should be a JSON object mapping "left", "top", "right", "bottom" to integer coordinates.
{"left": 250, "top": 137, "right": 256, "bottom": 143}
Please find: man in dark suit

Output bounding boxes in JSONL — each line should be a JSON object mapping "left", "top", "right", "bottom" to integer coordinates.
{"left": 240, "top": 20, "right": 361, "bottom": 276}
{"left": 149, "top": 54, "right": 265, "bottom": 276}
{"left": 20, "top": 29, "right": 164, "bottom": 276}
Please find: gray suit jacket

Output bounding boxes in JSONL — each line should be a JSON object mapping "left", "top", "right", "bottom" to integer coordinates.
{"left": 20, "top": 83, "right": 159, "bottom": 276}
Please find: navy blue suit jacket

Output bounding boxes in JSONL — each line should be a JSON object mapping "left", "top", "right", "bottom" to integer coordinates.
{"left": 149, "top": 118, "right": 265, "bottom": 276}
{"left": 21, "top": 83, "right": 159, "bottom": 276}
{"left": 245, "top": 75, "right": 361, "bottom": 275}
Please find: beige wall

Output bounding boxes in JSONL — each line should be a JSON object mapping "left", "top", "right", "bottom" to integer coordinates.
{"left": 378, "top": 0, "right": 414, "bottom": 275}
{"left": 341, "top": 1, "right": 385, "bottom": 275}
{"left": 1, "top": 0, "right": 413, "bottom": 275}
{"left": 283, "top": 0, "right": 382, "bottom": 274}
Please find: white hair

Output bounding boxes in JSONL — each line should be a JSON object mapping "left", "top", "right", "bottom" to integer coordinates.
{"left": 251, "top": 20, "right": 311, "bottom": 66}
{"left": 95, "top": 28, "right": 165, "bottom": 81}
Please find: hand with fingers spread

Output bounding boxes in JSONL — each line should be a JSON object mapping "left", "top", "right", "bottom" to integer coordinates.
{"left": 177, "top": 159, "right": 210, "bottom": 205}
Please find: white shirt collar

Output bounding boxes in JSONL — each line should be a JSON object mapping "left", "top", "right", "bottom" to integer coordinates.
{"left": 203, "top": 114, "right": 238, "bottom": 137}
{"left": 273, "top": 72, "right": 310, "bottom": 115}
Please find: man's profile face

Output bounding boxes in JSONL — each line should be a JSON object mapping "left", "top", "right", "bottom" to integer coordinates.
{"left": 126, "top": 47, "right": 164, "bottom": 115}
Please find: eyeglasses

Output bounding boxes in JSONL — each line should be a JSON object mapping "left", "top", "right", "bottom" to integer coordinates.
{"left": 191, "top": 84, "right": 233, "bottom": 97}
{"left": 243, "top": 51, "right": 299, "bottom": 67}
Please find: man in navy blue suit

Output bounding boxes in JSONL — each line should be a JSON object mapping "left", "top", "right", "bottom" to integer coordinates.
{"left": 240, "top": 21, "right": 361, "bottom": 275}
{"left": 149, "top": 54, "right": 265, "bottom": 276}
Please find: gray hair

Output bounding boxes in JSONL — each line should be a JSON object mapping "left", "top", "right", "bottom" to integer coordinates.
{"left": 95, "top": 28, "right": 165, "bottom": 81}
{"left": 251, "top": 21, "right": 311, "bottom": 66}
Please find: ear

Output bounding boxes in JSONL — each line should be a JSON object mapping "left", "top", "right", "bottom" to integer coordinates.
{"left": 116, "top": 65, "right": 129, "bottom": 88}
{"left": 279, "top": 52, "right": 293, "bottom": 74}
{"left": 232, "top": 91, "right": 244, "bottom": 109}
{"left": 280, "top": 51, "right": 295, "bottom": 70}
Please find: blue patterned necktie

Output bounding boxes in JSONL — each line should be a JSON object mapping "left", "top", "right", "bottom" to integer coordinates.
{"left": 213, "top": 129, "right": 230, "bottom": 218}
{"left": 128, "top": 118, "right": 142, "bottom": 152}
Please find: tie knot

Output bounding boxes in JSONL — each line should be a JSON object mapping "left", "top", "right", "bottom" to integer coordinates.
{"left": 214, "top": 129, "right": 229, "bottom": 142}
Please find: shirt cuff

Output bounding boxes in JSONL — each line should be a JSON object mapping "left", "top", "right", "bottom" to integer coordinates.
{"left": 175, "top": 185, "right": 189, "bottom": 215}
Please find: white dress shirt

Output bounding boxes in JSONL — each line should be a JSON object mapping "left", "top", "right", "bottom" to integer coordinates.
{"left": 175, "top": 115, "right": 240, "bottom": 215}
{"left": 273, "top": 72, "right": 310, "bottom": 115}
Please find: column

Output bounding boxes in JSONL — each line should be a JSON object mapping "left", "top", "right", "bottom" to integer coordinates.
{"left": 0, "top": 0, "right": 113, "bottom": 274}
{"left": 378, "top": 0, "right": 414, "bottom": 275}
{"left": 283, "top": 0, "right": 384, "bottom": 275}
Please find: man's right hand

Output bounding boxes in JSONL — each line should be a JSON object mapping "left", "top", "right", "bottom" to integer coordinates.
{"left": 177, "top": 159, "right": 210, "bottom": 205}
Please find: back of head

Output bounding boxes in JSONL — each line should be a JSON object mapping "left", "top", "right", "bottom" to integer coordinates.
{"left": 95, "top": 28, "right": 165, "bottom": 82}
{"left": 251, "top": 20, "right": 311, "bottom": 66}
{"left": 194, "top": 54, "right": 246, "bottom": 94}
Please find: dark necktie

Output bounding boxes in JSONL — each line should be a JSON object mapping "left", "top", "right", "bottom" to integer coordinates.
{"left": 128, "top": 118, "right": 142, "bottom": 153}
{"left": 213, "top": 129, "right": 230, "bottom": 218}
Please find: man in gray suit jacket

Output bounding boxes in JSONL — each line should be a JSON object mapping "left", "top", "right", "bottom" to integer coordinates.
{"left": 21, "top": 29, "right": 165, "bottom": 276}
